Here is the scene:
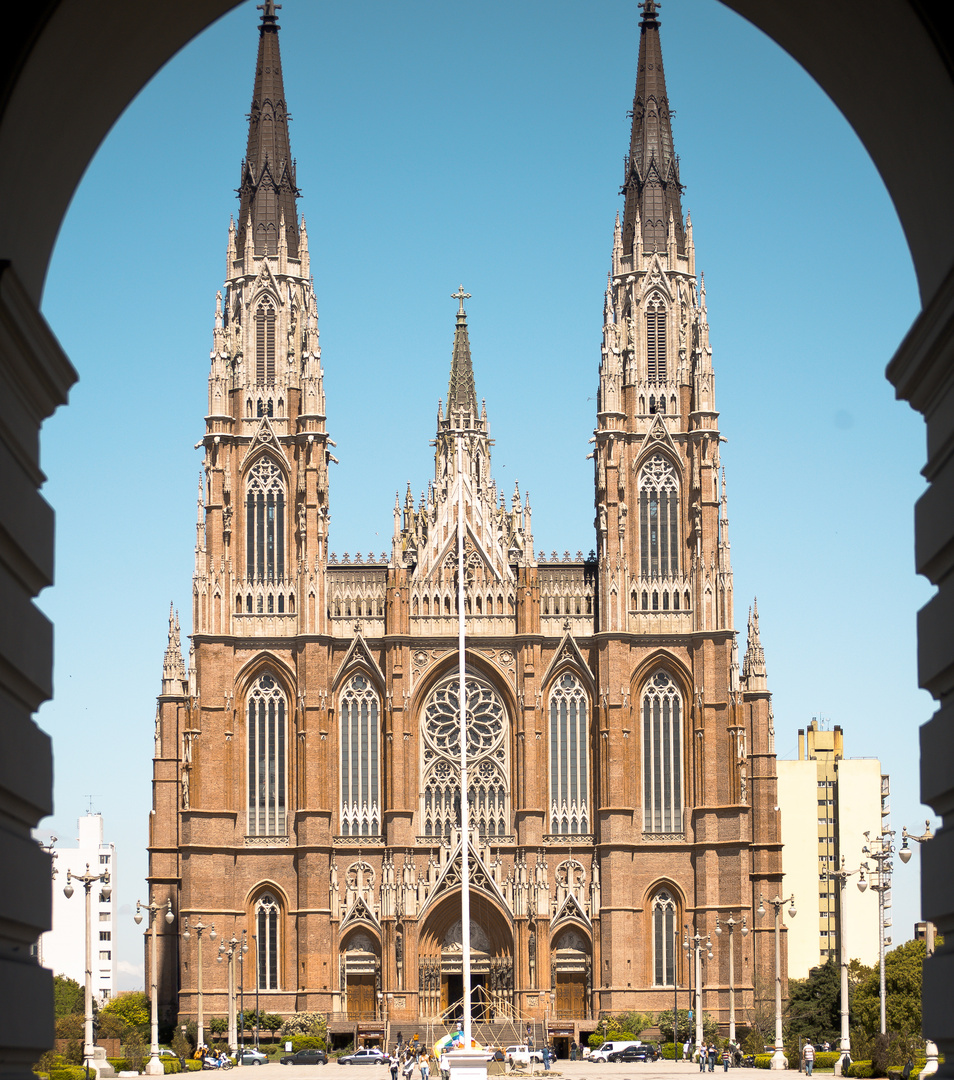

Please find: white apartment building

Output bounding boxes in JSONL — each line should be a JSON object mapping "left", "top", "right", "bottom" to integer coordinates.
{"left": 777, "top": 720, "right": 883, "bottom": 978}
{"left": 40, "top": 813, "right": 117, "bottom": 1001}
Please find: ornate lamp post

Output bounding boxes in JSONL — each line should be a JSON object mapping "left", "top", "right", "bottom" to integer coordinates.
{"left": 714, "top": 913, "right": 748, "bottom": 1045}
{"left": 182, "top": 916, "right": 216, "bottom": 1051}
{"left": 236, "top": 930, "right": 248, "bottom": 1057}
{"left": 899, "top": 822, "right": 936, "bottom": 1078}
{"left": 683, "top": 927, "right": 712, "bottom": 1054}
{"left": 134, "top": 896, "right": 175, "bottom": 1075}
{"left": 757, "top": 893, "right": 796, "bottom": 1071}
{"left": 823, "top": 859, "right": 868, "bottom": 1076}
{"left": 63, "top": 863, "right": 111, "bottom": 1076}
{"left": 862, "top": 828, "right": 896, "bottom": 1035}
{"left": 218, "top": 932, "right": 245, "bottom": 1053}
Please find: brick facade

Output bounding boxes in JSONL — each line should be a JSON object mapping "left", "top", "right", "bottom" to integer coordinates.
{"left": 148, "top": 0, "right": 786, "bottom": 1047}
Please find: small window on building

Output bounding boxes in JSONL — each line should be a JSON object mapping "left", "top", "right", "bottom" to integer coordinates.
{"left": 99, "top": 932, "right": 111, "bottom": 941}
{"left": 99, "top": 951, "right": 111, "bottom": 960}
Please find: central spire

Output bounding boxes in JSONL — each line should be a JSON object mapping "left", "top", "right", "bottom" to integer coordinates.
{"left": 446, "top": 285, "right": 478, "bottom": 420}
{"left": 236, "top": 1, "right": 300, "bottom": 259}
{"left": 621, "top": 0, "right": 685, "bottom": 256}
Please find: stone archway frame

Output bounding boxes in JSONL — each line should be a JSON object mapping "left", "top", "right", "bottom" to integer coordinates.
{"left": 2, "top": 1, "right": 954, "bottom": 1072}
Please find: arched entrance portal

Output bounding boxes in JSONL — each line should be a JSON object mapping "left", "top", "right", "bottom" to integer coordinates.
{"left": 340, "top": 931, "right": 381, "bottom": 1021}
{"left": 550, "top": 927, "right": 592, "bottom": 1021}
{"left": 419, "top": 895, "right": 514, "bottom": 1022}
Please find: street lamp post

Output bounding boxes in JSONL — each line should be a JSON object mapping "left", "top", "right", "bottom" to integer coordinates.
{"left": 182, "top": 916, "right": 217, "bottom": 1051}
{"left": 714, "top": 913, "right": 748, "bottom": 1045}
{"left": 134, "top": 896, "right": 175, "bottom": 1075}
{"left": 683, "top": 928, "right": 712, "bottom": 1055}
{"left": 757, "top": 893, "right": 796, "bottom": 1071}
{"left": 236, "top": 930, "right": 248, "bottom": 1057}
{"left": 218, "top": 934, "right": 241, "bottom": 1053}
{"left": 899, "top": 822, "right": 935, "bottom": 1079}
{"left": 824, "top": 858, "right": 868, "bottom": 1076}
{"left": 63, "top": 863, "right": 112, "bottom": 1076}
{"left": 862, "top": 828, "right": 896, "bottom": 1036}
{"left": 252, "top": 933, "right": 260, "bottom": 1049}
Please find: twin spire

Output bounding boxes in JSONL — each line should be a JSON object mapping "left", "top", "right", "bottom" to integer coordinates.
{"left": 236, "top": 1, "right": 300, "bottom": 260}
{"left": 622, "top": 0, "right": 685, "bottom": 256}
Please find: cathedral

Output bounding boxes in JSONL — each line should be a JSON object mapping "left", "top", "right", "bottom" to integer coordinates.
{"left": 148, "top": 0, "right": 786, "bottom": 1051}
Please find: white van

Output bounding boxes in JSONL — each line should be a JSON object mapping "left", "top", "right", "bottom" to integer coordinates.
{"left": 589, "top": 1041, "right": 641, "bottom": 1063}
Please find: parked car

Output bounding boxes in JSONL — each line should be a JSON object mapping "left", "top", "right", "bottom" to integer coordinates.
{"left": 504, "top": 1047, "right": 544, "bottom": 1066}
{"left": 608, "top": 1046, "right": 657, "bottom": 1063}
{"left": 240, "top": 1049, "right": 269, "bottom": 1066}
{"left": 336, "top": 1049, "right": 390, "bottom": 1066}
{"left": 281, "top": 1049, "right": 328, "bottom": 1066}
{"left": 589, "top": 1041, "right": 642, "bottom": 1064}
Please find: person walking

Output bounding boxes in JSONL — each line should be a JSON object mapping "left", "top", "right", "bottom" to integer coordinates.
{"left": 708, "top": 1043, "right": 717, "bottom": 1072}
{"left": 722, "top": 1047, "right": 731, "bottom": 1072}
{"left": 420, "top": 1055, "right": 430, "bottom": 1080}
{"left": 803, "top": 1042, "right": 815, "bottom": 1077}
{"left": 389, "top": 1057, "right": 399, "bottom": 1080}
{"left": 699, "top": 1044, "right": 706, "bottom": 1072}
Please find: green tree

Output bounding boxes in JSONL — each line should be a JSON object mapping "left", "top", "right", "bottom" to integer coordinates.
{"left": 787, "top": 957, "right": 841, "bottom": 1045}
{"left": 262, "top": 1014, "right": 283, "bottom": 1038}
{"left": 99, "top": 991, "right": 149, "bottom": 1032}
{"left": 655, "top": 1009, "right": 694, "bottom": 1044}
{"left": 53, "top": 974, "right": 84, "bottom": 1019}
{"left": 852, "top": 939, "right": 925, "bottom": 1043}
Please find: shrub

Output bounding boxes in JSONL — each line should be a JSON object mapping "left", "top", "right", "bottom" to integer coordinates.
{"left": 186, "top": 1061, "right": 203, "bottom": 1072}
{"left": 125, "top": 1029, "right": 147, "bottom": 1073}
{"left": 107, "top": 1058, "right": 131, "bottom": 1071}
{"left": 49, "top": 1068, "right": 91, "bottom": 1080}
{"left": 754, "top": 1054, "right": 774, "bottom": 1069}
{"left": 812, "top": 1053, "right": 841, "bottom": 1069}
{"left": 290, "top": 1037, "right": 324, "bottom": 1052}
{"left": 847, "top": 1063, "right": 874, "bottom": 1079}
{"left": 163, "top": 1058, "right": 182, "bottom": 1073}
{"left": 660, "top": 1043, "right": 679, "bottom": 1060}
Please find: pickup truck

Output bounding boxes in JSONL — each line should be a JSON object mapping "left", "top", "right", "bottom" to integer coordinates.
{"left": 504, "top": 1046, "right": 544, "bottom": 1066}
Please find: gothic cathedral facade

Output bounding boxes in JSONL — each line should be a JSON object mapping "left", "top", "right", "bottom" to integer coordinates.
{"left": 149, "top": 1, "right": 785, "bottom": 1048}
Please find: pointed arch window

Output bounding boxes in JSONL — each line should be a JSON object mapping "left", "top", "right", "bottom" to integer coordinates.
{"left": 339, "top": 675, "right": 381, "bottom": 836}
{"left": 255, "top": 893, "right": 280, "bottom": 990}
{"left": 255, "top": 296, "right": 276, "bottom": 385}
{"left": 246, "top": 457, "right": 285, "bottom": 583}
{"left": 548, "top": 672, "right": 590, "bottom": 834}
{"left": 651, "top": 889, "right": 677, "bottom": 985}
{"left": 642, "top": 671, "right": 683, "bottom": 833}
{"left": 421, "top": 675, "right": 510, "bottom": 838}
{"left": 646, "top": 294, "right": 667, "bottom": 383}
{"left": 638, "top": 454, "right": 679, "bottom": 578}
{"left": 247, "top": 673, "right": 286, "bottom": 836}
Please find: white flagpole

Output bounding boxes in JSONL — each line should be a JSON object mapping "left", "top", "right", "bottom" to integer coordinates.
{"left": 456, "top": 417, "right": 473, "bottom": 1050}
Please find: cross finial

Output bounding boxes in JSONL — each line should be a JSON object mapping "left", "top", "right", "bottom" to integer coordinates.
{"left": 257, "top": 1, "right": 281, "bottom": 23}
{"left": 451, "top": 284, "right": 472, "bottom": 316}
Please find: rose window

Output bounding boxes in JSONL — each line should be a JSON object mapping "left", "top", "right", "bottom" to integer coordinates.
{"left": 421, "top": 674, "right": 510, "bottom": 838}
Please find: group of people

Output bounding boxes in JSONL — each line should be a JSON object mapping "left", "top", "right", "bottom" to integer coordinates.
{"left": 690, "top": 1042, "right": 742, "bottom": 1072}
{"left": 389, "top": 1048, "right": 433, "bottom": 1080}
{"left": 194, "top": 1046, "right": 230, "bottom": 1069}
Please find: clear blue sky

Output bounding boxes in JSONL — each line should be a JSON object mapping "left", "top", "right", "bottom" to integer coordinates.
{"left": 36, "top": 0, "right": 933, "bottom": 991}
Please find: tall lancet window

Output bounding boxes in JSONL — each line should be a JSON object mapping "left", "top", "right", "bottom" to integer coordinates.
{"left": 548, "top": 672, "right": 590, "bottom": 834}
{"left": 652, "top": 889, "right": 677, "bottom": 985}
{"left": 255, "top": 296, "right": 276, "bottom": 385}
{"left": 421, "top": 675, "right": 510, "bottom": 838}
{"left": 642, "top": 672, "right": 683, "bottom": 833}
{"left": 638, "top": 454, "right": 679, "bottom": 578}
{"left": 255, "top": 893, "right": 280, "bottom": 989}
{"left": 339, "top": 675, "right": 381, "bottom": 836}
{"left": 246, "top": 457, "right": 285, "bottom": 583}
{"left": 247, "top": 673, "right": 287, "bottom": 836}
{"left": 646, "top": 294, "right": 667, "bottom": 383}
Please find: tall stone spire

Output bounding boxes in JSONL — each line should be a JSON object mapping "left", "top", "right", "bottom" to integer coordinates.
{"left": 161, "top": 605, "right": 186, "bottom": 695}
{"left": 446, "top": 285, "right": 478, "bottom": 420}
{"left": 743, "top": 599, "right": 768, "bottom": 691}
{"left": 621, "top": 0, "right": 685, "bottom": 256}
{"left": 235, "top": 1, "right": 300, "bottom": 259}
